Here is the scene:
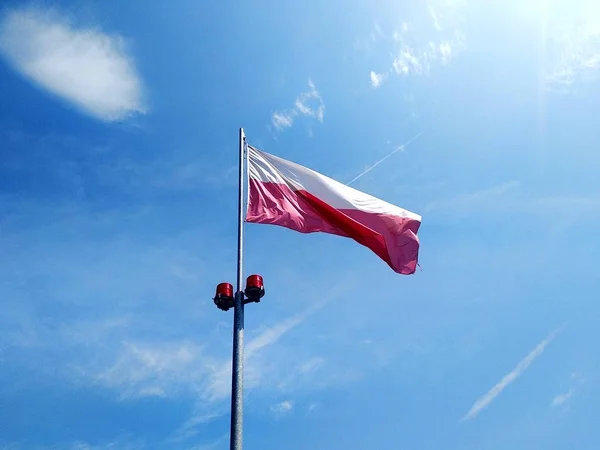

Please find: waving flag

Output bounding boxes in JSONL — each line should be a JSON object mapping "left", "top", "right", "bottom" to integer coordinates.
{"left": 245, "top": 145, "right": 421, "bottom": 274}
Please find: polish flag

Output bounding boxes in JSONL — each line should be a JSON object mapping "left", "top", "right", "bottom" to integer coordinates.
{"left": 245, "top": 146, "right": 421, "bottom": 275}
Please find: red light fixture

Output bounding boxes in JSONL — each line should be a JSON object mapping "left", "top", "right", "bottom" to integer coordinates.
{"left": 216, "top": 282, "right": 233, "bottom": 298}
{"left": 244, "top": 274, "right": 265, "bottom": 302}
{"left": 214, "top": 282, "right": 234, "bottom": 311}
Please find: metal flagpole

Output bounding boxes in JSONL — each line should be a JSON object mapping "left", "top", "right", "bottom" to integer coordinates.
{"left": 213, "top": 128, "right": 262, "bottom": 449}
{"left": 230, "top": 127, "right": 246, "bottom": 450}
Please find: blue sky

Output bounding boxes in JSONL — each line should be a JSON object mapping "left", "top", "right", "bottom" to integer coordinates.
{"left": 1, "top": 0, "right": 599, "bottom": 449}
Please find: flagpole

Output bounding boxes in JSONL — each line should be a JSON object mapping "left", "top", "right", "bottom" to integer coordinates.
{"left": 230, "top": 127, "right": 245, "bottom": 450}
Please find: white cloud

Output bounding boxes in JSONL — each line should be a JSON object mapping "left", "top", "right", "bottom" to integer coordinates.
{"left": 461, "top": 325, "right": 565, "bottom": 422}
{"left": 373, "top": 23, "right": 383, "bottom": 37}
{"left": 295, "top": 80, "right": 324, "bottom": 121}
{"left": 393, "top": 48, "right": 427, "bottom": 75}
{"left": 424, "top": 180, "right": 520, "bottom": 213}
{"left": 299, "top": 357, "right": 325, "bottom": 374}
{"left": 0, "top": 6, "right": 145, "bottom": 121}
{"left": 543, "top": 2, "right": 600, "bottom": 90}
{"left": 425, "top": 181, "right": 600, "bottom": 219}
{"left": 89, "top": 341, "right": 205, "bottom": 400}
{"left": 69, "top": 439, "right": 144, "bottom": 450}
{"left": 429, "top": 5, "right": 442, "bottom": 31}
{"left": 354, "top": 23, "right": 386, "bottom": 51}
{"left": 169, "top": 413, "right": 222, "bottom": 443}
{"left": 65, "top": 307, "right": 316, "bottom": 440}
{"left": 439, "top": 41, "right": 453, "bottom": 64}
{"left": 271, "top": 400, "right": 293, "bottom": 417}
{"left": 307, "top": 402, "right": 321, "bottom": 413}
{"left": 462, "top": 181, "right": 520, "bottom": 201}
{"left": 552, "top": 388, "right": 575, "bottom": 407}
{"left": 366, "top": 1, "right": 465, "bottom": 86}
{"left": 206, "top": 303, "right": 322, "bottom": 401}
{"left": 186, "top": 435, "right": 228, "bottom": 450}
{"left": 272, "top": 112, "right": 295, "bottom": 129}
{"left": 67, "top": 300, "right": 327, "bottom": 441}
{"left": 373, "top": 22, "right": 384, "bottom": 40}
{"left": 247, "top": 308, "right": 318, "bottom": 359}
{"left": 550, "top": 371, "right": 585, "bottom": 408}
{"left": 370, "top": 71, "right": 387, "bottom": 87}
{"left": 271, "top": 79, "right": 324, "bottom": 131}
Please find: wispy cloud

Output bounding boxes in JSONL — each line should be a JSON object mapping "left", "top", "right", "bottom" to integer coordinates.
{"left": 551, "top": 388, "right": 575, "bottom": 407}
{"left": 365, "top": 2, "right": 466, "bottom": 86}
{"left": 186, "top": 435, "right": 229, "bottom": 450}
{"left": 428, "top": 4, "right": 442, "bottom": 31}
{"left": 168, "top": 413, "right": 223, "bottom": 443}
{"left": 551, "top": 371, "right": 585, "bottom": 408}
{"left": 69, "top": 438, "right": 145, "bottom": 450}
{"left": 424, "top": 181, "right": 520, "bottom": 214}
{"left": 271, "top": 79, "right": 324, "bottom": 131}
{"left": 272, "top": 112, "right": 295, "bottom": 129}
{"left": 307, "top": 402, "right": 321, "bottom": 414}
{"left": 206, "top": 302, "right": 324, "bottom": 401}
{"left": 0, "top": 6, "right": 145, "bottom": 121}
{"left": 425, "top": 180, "right": 600, "bottom": 219}
{"left": 463, "top": 181, "right": 520, "bottom": 200}
{"left": 354, "top": 22, "right": 385, "bottom": 52}
{"left": 461, "top": 324, "right": 566, "bottom": 422}
{"left": 372, "top": 22, "right": 384, "bottom": 41}
{"left": 65, "top": 298, "right": 330, "bottom": 441}
{"left": 370, "top": 71, "right": 387, "bottom": 87}
{"left": 347, "top": 133, "right": 422, "bottom": 185}
{"left": 81, "top": 305, "right": 319, "bottom": 404}
{"left": 271, "top": 400, "right": 293, "bottom": 417}
{"left": 88, "top": 341, "right": 206, "bottom": 400}
{"left": 542, "top": 1, "right": 600, "bottom": 91}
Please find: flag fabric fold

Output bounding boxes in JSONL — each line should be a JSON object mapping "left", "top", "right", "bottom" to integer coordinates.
{"left": 245, "top": 145, "right": 421, "bottom": 275}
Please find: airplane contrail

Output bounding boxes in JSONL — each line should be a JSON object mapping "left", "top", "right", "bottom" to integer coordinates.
{"left": 347, "top": 132, "right": 423, "bottom": 185}
{"left": 461, "top": 323, "right": 567, "bottom": 422}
